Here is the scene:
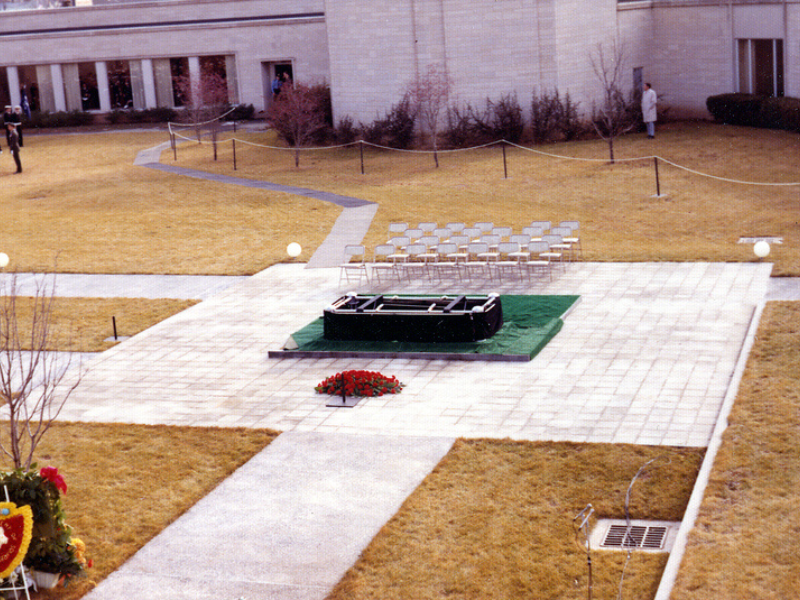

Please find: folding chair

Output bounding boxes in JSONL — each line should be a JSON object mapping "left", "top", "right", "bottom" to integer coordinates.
{"left": 339, "top": 245, "right": 369, "bottom": 286}
{"left": 397, "top": 243, "right": 429, "bottom": 281}
{"left": 559, "top": 220, "right": 582, "bottom": 258}
{"left": 493, "top": 241, "right": 523, "bottom": 280}
{"left": 464, "top": 242, "right": 491, "bottom": 280}
{"left": 431, "top": 242, "right": 462, "bottom": 282}
{"left": 523, "top": 241, "right": 553, "bottom": 281}
{"left": 371, "top": 244, "right": 400, "bottom": 284}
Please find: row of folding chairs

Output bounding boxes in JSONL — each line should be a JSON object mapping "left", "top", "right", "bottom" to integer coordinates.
{"left": 386, "top": 220, "right": 581, "bottom": 261}
{"left": 339, "top": 239, "right": 565, "bottom": 285}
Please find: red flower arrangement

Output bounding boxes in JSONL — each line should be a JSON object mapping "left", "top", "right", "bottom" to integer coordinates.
{"left": 40, "top": 466, "right": 67, "bottom": 495}
{"left": 315, "top": 370, "right": 404, "bottom": 397}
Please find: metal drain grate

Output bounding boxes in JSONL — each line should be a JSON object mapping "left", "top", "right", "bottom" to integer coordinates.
{"left": 601, "top": 524, "right": 668, "bottom": 550}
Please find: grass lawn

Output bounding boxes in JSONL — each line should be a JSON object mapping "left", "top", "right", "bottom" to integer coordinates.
{"left": 6, "top": 296, "right": 198, "bottom": 352}
{"left": 169, "top": 121, "right": 800, "bottom": 276}
{"left": 0, "top": 123, "right": 796, "bottom": 598}
{"left": 328, "top": 441, "right": 704, "bottom": 600}
{"left": 671, "top": 302, "right": 800, "bottom": 599}
{"left": 3, "top": 422, "right": 278, "bottom": 600}
{"left": 1, "top": 131, "right": 339, "bottom": 275}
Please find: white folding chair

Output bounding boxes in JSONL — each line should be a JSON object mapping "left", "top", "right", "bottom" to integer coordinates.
{"left": 445, "top": 222, "right": 466, "bottom": 233}
{"left": 492, "top": 226, "right": 512, "bottom": 241}
{"left": 418, "top": 222, "right": 437, "bottom": 233}
{"left": 493, "top": 241, "right": 523, "bottom": 280}
{"left": 388, "top": 222, "right": 408, "bottom": 236}
{"left": 541, "top": 234, "right": 567, "bottom": 271}
{"left": 474, "top": 221, "right": 494, "bottom": 234}
{"left": 339, "top": 245, "right": 369, "bottom": 286}
{"left": 465, "top": 241, "right": 491, "bottom": 280}
{"left": 523, "top": 226, "right": 544, "bottom": 242}
{"left": 524, "top": 241, "right": 553, "bottom": 281}
{"left": 397, "top": 243, "right": 429, "bottom": 281}
{"left": 371, "top": 244, "right": 400, "bottom": 283}
{"left": 431, "top": 242, "right": 462, "bottom": 281}
{"left": 530, "top": 220, "right": 551, "bottom": 233}
{"left": 559, "top": 220, "right": 582, "bottom": 258}
{"left": 433, "top": 227, "right": 452, "bottom": 242}
{"left": 551, "top": 226, "right": 578, "bottom": 260}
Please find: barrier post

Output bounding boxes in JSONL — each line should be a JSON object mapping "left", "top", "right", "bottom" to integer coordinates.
{"left": 359, "top": 140, "right": 365, "bottom": 175}
{"left": 171, "top": 132, "right": 177, "bottom": 161}
{"left": 654, "top": 156, "right": 661, "bottom": 197}
{"left": 232, "top": 138, "right": 237, "bottom": 171}
{"left": 502, "top": 141, "right": 508, "bottom": 179}
{"left": 212, "top": 129, "right": 218, "bottom": 161}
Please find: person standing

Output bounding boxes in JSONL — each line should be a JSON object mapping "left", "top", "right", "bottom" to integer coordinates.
{"left": 7, "top": 123, "right": 21, "bottom": 173}
{"left": 11, "top": 106, "right": 22, "bottom": 147}
{"left": 271, "top": 75, "right": 282, "bottom": 98}
{"left": 641, "top": 83, "right": 657, "bottom": 139}
{"left": 3, "top": 106, "right": 13, "bottom": 149}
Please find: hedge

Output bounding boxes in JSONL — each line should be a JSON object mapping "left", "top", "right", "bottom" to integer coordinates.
{"left": 707, "top": 93, "right": 800, "bottom": 132}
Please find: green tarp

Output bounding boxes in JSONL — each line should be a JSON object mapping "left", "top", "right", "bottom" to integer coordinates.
{"left": 283, "top": 295, "right": 579, "bottom": 361}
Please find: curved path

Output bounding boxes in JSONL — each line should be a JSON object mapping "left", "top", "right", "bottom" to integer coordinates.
{"left": 135, "top": 142, "right": 378, "bottom": 268}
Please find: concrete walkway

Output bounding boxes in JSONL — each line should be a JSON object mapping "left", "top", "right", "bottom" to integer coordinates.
{"left": 86, "top": 433, "right": 454, "bottom": 600}
{"left": 62, "top": 260, "right": 778, "bottom": 600}
{"left": 53, "top": 141, "right": 796, "bottom": 599}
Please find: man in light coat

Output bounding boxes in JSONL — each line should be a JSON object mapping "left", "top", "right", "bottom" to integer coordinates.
{"left": 641, "top": 83, "right": 657, "bottom": 138}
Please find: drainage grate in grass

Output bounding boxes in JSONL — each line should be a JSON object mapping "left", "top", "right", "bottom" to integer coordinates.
{"left": 591, "top": 519, "right": 680, "bottom": 553}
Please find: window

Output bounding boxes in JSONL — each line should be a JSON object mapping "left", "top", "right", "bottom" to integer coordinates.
{"left": 738, "top": 39, "right": 784, "bottom": 97}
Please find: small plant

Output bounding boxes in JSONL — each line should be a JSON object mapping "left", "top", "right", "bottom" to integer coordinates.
{"left": 315, "top": 370, "right": 404, "bottom": 397}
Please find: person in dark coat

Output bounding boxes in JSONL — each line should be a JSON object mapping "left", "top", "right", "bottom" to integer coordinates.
{"left": 3, "top": 106, "right": 13, "bottom": 150}
{"left": 7, "top": 123, "right": 21, "bottom": 173}
{"left": 11, "top": 106, "right": 22, "bottom": 147}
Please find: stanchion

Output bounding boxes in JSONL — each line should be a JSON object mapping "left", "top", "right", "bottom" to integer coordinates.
{"left": 654, "top": 156, "right": 661, "bottom": 197}
{"left": 171, "top": 132, "right": 177, "bottom": 161}
{"left": 232, "top": 138, "right": 237, "bottom": 171}
{"left": 502, "top": 141, "right": 508, "bottom": 179}
{"left": 359, "top": 140, "right": 365, "bottom": 175}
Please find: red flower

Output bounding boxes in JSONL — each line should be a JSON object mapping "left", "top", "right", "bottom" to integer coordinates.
{"left": 40, "top": 466, "right": 68, "bottom": 494}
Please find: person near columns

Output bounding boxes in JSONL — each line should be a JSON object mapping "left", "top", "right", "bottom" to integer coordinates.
{"left": 6, "top": 123, "right": 21, "bottom": 173}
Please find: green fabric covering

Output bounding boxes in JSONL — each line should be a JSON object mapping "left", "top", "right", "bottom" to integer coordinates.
{"left": 288, "top": 295, "right": 579, "bottom": 360}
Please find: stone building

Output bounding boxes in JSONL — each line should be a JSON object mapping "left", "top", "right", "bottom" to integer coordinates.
{"left": 0, "top": 0, "right": 794, "bottom": 122}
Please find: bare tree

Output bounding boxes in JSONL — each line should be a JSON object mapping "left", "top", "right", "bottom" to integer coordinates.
{"left": 267, "top": 82, "right": 332, "bottom": 168}
{"left": 407, "top": 64, "right": 452, "bottom": 167}
{"left": 590, "top": 40, "right": 637, "bottom": 163}
{"left": 174, "top": 70, "right": 230, "bottom": 143}
{"left": 0, "top": 273, "right": 83, "bottom": 471}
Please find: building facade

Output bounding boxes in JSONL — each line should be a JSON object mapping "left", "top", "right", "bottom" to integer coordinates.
{"left": 0, "top": 0, "right": 795, "bottom": 122}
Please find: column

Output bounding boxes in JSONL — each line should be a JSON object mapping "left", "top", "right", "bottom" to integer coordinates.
{"left": 6, "top": 66, "right": 20, "bottom": 107}
{"left": 141, "top": 58, "right": 157, "bottom": 108}
{"left": 96, "top": 61, "right": 111, "bottom": 112}
{"left": 50, "top": 64, "right": 67, "bottom": 112}
{"left": 188, "top": 56, "right": 201, "bottom": 91}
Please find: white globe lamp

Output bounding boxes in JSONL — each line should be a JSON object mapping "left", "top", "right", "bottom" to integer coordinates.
{"left": 286, "top": 242, "right": 302, "bottom": 258}
{"left": 0, "top": 253, "right": 8, "bottom": 269}
{"left": 753, "top": 240, "right": 770, "bottom": 259}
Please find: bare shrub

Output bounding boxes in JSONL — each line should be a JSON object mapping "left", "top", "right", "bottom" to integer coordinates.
{"left": 0, "top": 272, "right": 83, "bottom": 470}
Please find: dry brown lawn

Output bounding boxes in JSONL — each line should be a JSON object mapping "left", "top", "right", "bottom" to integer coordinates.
{"left": 171, "top": 121, "right": 800, "bottom": 276}
{"left": 6, "top": 296, "right": 197, "bottom": 352}
{"left": 0, "top": 123, "right": 795, "bottom": 599}
{"left": 3, "top": 422, "right": 278, "bottom": 600}
{"left": 671, "top": 302, "right": 800, "bottom": 600}
{"left": 1, "top": 131, "right": 339, "bottom": 274}
{"left": 328, "top": 440, "right": 704, "bottom": 600}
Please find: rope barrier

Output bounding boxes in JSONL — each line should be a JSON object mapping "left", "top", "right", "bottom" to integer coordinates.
{"left": 165, "top": 126, "right": 800, "bottom": 187}
{"left": 167, "top": 106, "right": 238, "bottom": 133}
